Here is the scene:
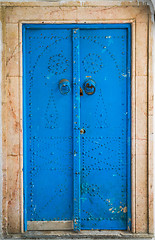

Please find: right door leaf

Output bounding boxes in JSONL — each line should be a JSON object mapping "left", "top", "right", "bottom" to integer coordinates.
{"left": 80, "top": 28, "right": 130, "bottom": 230}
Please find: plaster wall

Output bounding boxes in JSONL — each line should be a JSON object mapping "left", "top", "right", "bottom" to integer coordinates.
{"left": 0, "top": 0, "right": 154, "bottom": 239}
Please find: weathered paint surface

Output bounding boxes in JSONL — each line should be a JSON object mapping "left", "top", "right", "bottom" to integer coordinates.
{"left": 72, "top": 28, "right": 81, "bottom": 231}
{"left": 79, "top": 27, "right": 131, "bottom": 230}
{"left": 23, "top": 26, "right": 73, "bottom": 228}
{"left": 23, "top": 24, "right": 131, "bottom": 231}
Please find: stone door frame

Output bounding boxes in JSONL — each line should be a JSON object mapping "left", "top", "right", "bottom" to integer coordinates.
{"left": 0, "top": 1, "right": 153, "bottom": 236}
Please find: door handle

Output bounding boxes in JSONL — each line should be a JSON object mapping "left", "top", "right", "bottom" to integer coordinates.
{"left": 84, "top": 79, "right": 96, "bottom": 95}
{"left": 59, "top": 79, "right": 71, "bottom": 95}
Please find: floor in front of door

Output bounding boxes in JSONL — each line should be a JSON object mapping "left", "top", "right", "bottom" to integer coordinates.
{"left": 2, "top": 231, "right": 154, "bottom": 240}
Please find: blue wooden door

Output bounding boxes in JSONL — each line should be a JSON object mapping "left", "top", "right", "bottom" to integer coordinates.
{"left": 23, "top": 24, "right": 131, "bottom": 231}
{"left": 23, "top": 27, "right": 73, "bottom": 225}
{"left": 80, "top": 28, "right": 131, "bottom": 230}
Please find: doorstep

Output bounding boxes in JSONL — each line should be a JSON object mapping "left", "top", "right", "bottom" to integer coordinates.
{"left": 2, "top": 231, "right": 154, "bottom": 239}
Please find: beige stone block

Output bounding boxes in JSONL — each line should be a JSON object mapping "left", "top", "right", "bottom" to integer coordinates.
{"left": 136, "top": 76, "right": 147, "bottom": 103}
{"left": 136, "top": 23, "right": 148, "bottom": 76}
{"left": 2, "top": 77, "right": 7, "bottom": 104}
{"left": 148, "top": 16, "right": 154, "bottom": 234}
{"left": 4, "top": 5, "right": 148, "bottom": 23}
{"left": 136, "top": 76, "right": 147, "bottom": 140}
{"left": 131, "top": 74, "right": 136, "bottom": 233}
{"left": 2, "top": 102, "right": 7, "bottom": 170}
{"left": 136, "top": 154, "right": 147, "bottom": 232}
{"left": 48, "top": 7, "right": 78, "bottom": 21}
{"left": 148, "top": 22, "right": 153, "bottom": 114}
{"left": 5, "top": 7, "right": 23, "bottom": 23}
{"left": 77, "top": 6, "right": 144, "bottom": 21}
{"left": 136, "top": 157, "right": 147, "bottom": 186}
{"left": 136, "top": 139, "right": 147, "bottom": 156}
{"left": 149, "top": 98, "right": 153, "bottom": 116}
{"left": 131, "top": 151, "right": 136, "bottom": 233}
{"left": 6, "top": 24, "right": 21, "bottom": 77}
{"left": 136, "top": 6, "right": 149, "bottom": 23}
{"left": 77, "top": 7, "right": 103, "bottom": 20}
{"left": 2, "top": 25, "right": 8, "bottom": 102}
{"left": 19, "top": 120, "right": 23, "bottom": 156}
{"left": 19, "top": 75, "right": 23, "bottom": 156}
{"left": 6, "top": 24, "right": 19, "bottom": 77}
{"left": 148, "top": 138, "right": 154, "bottom": 234}
{"left": 57, "top": 7, "right": 78, "bottom": 20}
{"left": 7, "top": 77, "right": 20, "bottom": 156}
{"left": 2, "top": 170, "right": 7, "bottom": 234}
{"left": 136, "top": 13, "right": 149, "bottom": 23}
{"left": 2, "top": 25, "right": 7, "bottom": 103}
{"left": 131, "top": 64, "right": 136, "bottom": 137}
{"left": 7, "top": 156, "right": 20, "bottom": 233}
{"left": 5, "top": 6, "right": 78, "bottom": 23}
{"left": 136, "top": 103, "right": 147, "bottom": 139}
{"left": 0, "top": 1, "right": 146, "bottom": 7}
{"left": 148, "top": 173, "right": 154, "bottom": 233}
{"left": 136, "top": 196, "right": 147, "bottom": 232}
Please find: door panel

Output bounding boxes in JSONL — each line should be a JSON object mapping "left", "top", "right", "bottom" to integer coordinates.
{"left": 23, "top": 24, "right": 131, "bottom": 231}
{"left": 24, "top": 28, "right": 73, "bottom": 222}
{"left": 80, "top": 29, "right": 128, "bottom": 230}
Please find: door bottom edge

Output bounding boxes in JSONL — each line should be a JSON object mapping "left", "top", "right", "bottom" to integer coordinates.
{"left": 27, "top": 221, "right": 73, "bottom": 231}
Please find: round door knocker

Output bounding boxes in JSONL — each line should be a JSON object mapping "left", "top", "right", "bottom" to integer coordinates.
{"left": 59, "top": 79, "right": 71, "bottom": 95}
{"left": 83, "top": 79, "right": 96, "bottom": 95}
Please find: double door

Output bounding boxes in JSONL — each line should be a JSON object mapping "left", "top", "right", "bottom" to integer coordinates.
{"left": 23, "top": 24, "right": 131, "bottom": 231}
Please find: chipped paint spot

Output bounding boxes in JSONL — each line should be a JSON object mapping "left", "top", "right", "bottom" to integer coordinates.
{"left": 120, "top": 206, "right": 127, "bottom": 213}
{"left": 122, "top": 73, "right": 127, "bottom": 77}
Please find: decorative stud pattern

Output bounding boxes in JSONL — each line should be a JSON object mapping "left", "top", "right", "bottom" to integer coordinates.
{"left": 28, "top": 136, "right": 73, "bottom": 221}
{"left": 26, "top": 29, "right": 73, "bottom": 222}
{"left": 95, "top": 89, "right": 109, "bottom": 129}
{"left": 48, "top": 53, "right": 69, "bottom": 75}
{"left": 25, "top": 26, "right": 130, "bottom": 231}
{"left": 80, "top": 34, "right": 126, "bottom": 78}
{"left": 73, "top": 29, "right": 81, "bottom": 231}
{"left": 80, "top": 29, "right": 129, "bottom": 230}
{"left": 45, "top": 89, "right": 58, "bottom": 129}
{"left": 82, "top": 53, "right": 103, "bottom": 74}
{"left": 81, "top": 136, "right": 127, "bottom": 229}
